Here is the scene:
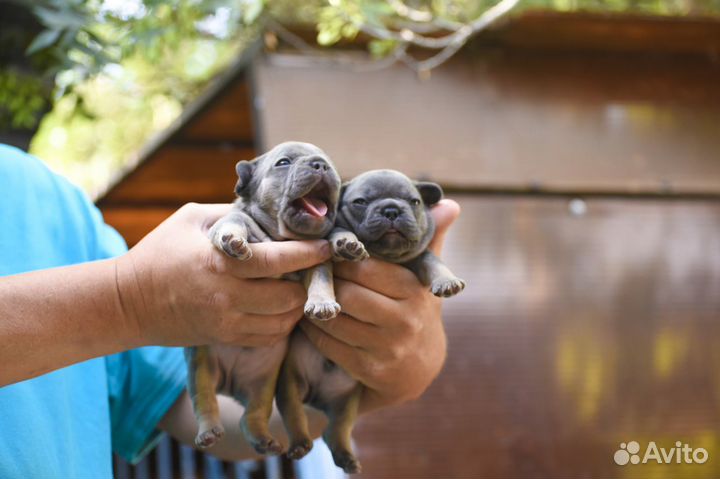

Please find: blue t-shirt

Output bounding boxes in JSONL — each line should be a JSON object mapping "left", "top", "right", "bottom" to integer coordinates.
{"left": 0, "top": 145, "right": 186, "bottom": 478}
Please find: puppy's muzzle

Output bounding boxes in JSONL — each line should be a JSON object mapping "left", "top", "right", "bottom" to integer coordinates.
{"left": 381, "top": 205, "right": 401, "bottom": 221}
{"left": 307, "top": 157, "right": 330, "bottom": 172}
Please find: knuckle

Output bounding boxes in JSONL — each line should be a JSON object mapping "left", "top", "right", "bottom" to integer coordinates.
{"left": 399, "top": 313, "right": 423, "bottom": 337}
{"left": 179, "top": 202, "right": 200, "bottom": 216}
{"left": 387, "top": 343, "right": 407, "bottom": 363}
{"left": 203, "top": 248, "right": 226, "bottom": 276}
{"left": 258, "top": 247, "right": 275, "bottom": 273}
{"left": 358, "top": 357, "right": 384, "bottom": 380}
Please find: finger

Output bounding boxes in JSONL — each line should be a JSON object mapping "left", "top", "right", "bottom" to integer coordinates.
{"left": 229, "top": 306, "right": 304, "bottom": 336}
{"left": 299, "top": 320, "right": 368, "bottom": 379}
{"left": 334, "top": 258, "right": 421, "bottom": 300}
{"left": 221, "top": 240, "right": 331, "bottom": 279}
{"left": 177, "top": 203, "right": 234, "bottom": 232}
{"left": 224, "top": 333, "right": 287, "bottom": 348}
{"left": 219, "top": 278, "right": 307, "bottom": 314}
{"left": 428, "top": 199, "right": 461, "bottom": 256}
{"left": 306, "top": 313, "right": 380, "bottom": 350}
{"left": 334, "top": 278, "right": 405, "bottom": 326}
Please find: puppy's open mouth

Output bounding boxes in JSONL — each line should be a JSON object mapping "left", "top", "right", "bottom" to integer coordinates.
{"left": 292, "top": 182, "right": 331, "bottom": 219}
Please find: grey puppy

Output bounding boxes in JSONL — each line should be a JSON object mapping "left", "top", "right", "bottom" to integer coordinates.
{"left": 185, "top": 141, "right": 362, "bottom": 455}
{"left": 277, "top": 169, "right": 465, "bottom": 474}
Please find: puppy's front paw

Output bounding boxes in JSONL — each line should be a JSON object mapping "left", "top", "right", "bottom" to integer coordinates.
{"left": 194, "top": 425, "right": 225, "bottom": 449}
{"left": 304, "top": 299, "right": 341, "bottom": 321}
{"left": 332, "top": 237, "right": 369, "bottom": 262}
{"left": 213, "top": 224, "right": 252, "bottom": 260}
{"left": 431, "top": 277, "right": 466, "bottom": 298}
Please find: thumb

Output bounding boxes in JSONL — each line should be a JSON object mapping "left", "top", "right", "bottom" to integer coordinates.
{"left": 428, "top": 199, "right": 461, "bottom": 256}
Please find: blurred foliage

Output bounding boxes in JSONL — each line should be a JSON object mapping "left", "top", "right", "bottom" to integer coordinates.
{"left": 0, "top": 0, "right": 718, "bottom": 194}
{"left": 0, "top": 70, "right": 47, "bottom": 129}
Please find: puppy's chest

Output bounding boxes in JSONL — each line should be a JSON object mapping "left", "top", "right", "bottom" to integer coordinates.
{"left": 290, "top": 330, "right": 357, "bottom": 406}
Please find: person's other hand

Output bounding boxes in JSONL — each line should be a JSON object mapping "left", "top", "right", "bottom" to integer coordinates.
{"left": 299, "top": 199, "right": 460, "bottom": 412}
{"left": 116, "top": 203, "right": 330, "bottom": 348}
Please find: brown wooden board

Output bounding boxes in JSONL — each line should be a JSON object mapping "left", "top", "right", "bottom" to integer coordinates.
{"left": 281, "top": 12, "right": 720, "bottom": 56}
{"left": 101, "top": 206, "right": 178, "bottom": 247}
{"left": 100, "top": 146, "right": 253, "bottom": 205}
{"left": 353, "top": 194, "right": 720, "bottom": 478}
{"left": 487, "top": 11, "right": 720, "bottom": 55}
{"left": 256, "top": 47, "right": 720, "bottom": 195}
{"left": 180, "top": 80, "right": 255, "bottom": 142}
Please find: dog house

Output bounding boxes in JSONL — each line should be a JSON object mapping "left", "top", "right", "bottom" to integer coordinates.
{"left": 98, "top": 11, "right": 720, "bottom": 479}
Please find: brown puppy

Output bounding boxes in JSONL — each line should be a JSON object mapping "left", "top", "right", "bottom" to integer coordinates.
{"left": 185, "top": 142, "right": 358, "bottom": 455}
{"left": 277, "top": 170, "right": 465, "bottom": 473}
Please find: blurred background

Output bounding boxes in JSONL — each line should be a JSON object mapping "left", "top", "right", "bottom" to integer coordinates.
{"left": 2, "top": 0, "right": 720, "bottom": 478}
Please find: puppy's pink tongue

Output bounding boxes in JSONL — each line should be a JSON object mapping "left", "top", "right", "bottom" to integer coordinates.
{"left": 298, "top": 197, "right": 328, "bottom": 217}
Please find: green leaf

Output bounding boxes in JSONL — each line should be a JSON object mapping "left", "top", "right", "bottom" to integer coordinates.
{"left": 317, "top": 28, "right": 341, "bottom": 46}
{"left": 26, "top": 29, "right": 62, "bottom": 55}
{"left": 368, "top": 38, "right": 398, "bottom": 58}
{"left": 242, "top": 0, "right": 264, "bottom": 24}
{"left": 33, "top": 6, "right": 87, "bottom": 30}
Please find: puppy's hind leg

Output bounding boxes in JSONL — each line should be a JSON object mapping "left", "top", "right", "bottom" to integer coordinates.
{"left": 209, "top": 211, "right": 252, "bottom": 260}
{"left": 184, "top": 346, "right": 224, "bottom": 449}
{"left": 238, "top": 373, "right": 284, "bottom": 455}
{"left": 276, "top": 346, "right": 314, "bottom": 460}
{"left": 303, "top": 261, "right": 341, "bottom": 321}
{"left": 323, "top": 385, "right": 363, "bottom": 474}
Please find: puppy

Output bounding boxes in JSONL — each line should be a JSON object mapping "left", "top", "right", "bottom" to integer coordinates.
{"left": 277, "top": 169, "right": 465, "bottom": 473}
{"left": 185, "top": 141, "right": 357, "bottom": 455}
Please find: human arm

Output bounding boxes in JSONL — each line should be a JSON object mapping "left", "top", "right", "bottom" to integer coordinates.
{"left": 300, "top": 199, "right": 460, "bottom": 412}
{"left": 0, "top": 203, "right": 330, "bottom": 387}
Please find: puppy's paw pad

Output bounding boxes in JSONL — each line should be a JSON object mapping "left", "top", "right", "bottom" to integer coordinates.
{"left": 253, "top": 436, "right": 284, "bottom": 456}
{"left": 195, "top": 425, "right": 225, "bottom": 449}
{"left": 220, "top": 233, "right": 252, "bottom": 260}
{"left": 332, "top": 238, "right": 369, "bottom": 262}
{"left": 287, "top": 439, "right": 314, "bottom": 460}
{"left": 304, "top": 300, "right": 341, "bottom": 321}
{"left": 431, "top": 277, "right": 466, "bottom": 298}
{"left": 333, "top": 452, "right": 362, "bottom": 474}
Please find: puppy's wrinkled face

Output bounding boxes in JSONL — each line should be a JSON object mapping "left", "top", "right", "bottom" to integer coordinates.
{"left": 339, "top": 170, "right": 442, "bottom": 263}
{"left": 236, "top": 141, "right": 341, "bottom": 239}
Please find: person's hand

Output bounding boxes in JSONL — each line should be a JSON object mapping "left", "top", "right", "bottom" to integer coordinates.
{"left": 115, "top": 203, "right": 330, "bottom": 348}
{"left": 299, "top": 199, "right": 460, "bottom": 412}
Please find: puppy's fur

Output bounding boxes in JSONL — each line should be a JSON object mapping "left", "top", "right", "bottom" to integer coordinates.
{"left": 185, "top": 142, "right": 352, "bottom": 455}
{"left": 278, "top": 169, "right": 465, "bottom": 473}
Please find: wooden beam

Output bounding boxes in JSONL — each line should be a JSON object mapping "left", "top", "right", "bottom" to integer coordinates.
{"left": 101, "top": 206, "right": 178, "bottom": 247}
{"left": 180, "top": 80, "right": 255, "bottom": 142}
{"left": 99, "top": 146, "right": 254, "bottom": 205}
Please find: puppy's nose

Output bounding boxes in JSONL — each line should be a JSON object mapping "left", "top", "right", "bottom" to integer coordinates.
{"left": 308, "top": 157, "right": 329, "bottom": 172}
{"left": 381, "top": 206, "right": 401, "bottom": 221}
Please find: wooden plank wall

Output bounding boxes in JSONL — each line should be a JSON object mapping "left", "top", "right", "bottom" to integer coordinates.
{"left": 353, "top": 195, "right": 720, "bottom": 478}
{"left": 98, "top": 76, "right": 256, "bottom": 246}
{"left": 256, "top": 15, "right": 720, "bottom": 195}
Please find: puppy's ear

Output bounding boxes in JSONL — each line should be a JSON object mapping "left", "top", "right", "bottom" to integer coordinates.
{"left": 234, "top": 159, "right": 257, "bottom": 196}
{"left": 415, "top": 181, "right": 443, "bottom": 206}
{"left": 339, "top": 181, "right": 351, "bottom": 201}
